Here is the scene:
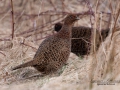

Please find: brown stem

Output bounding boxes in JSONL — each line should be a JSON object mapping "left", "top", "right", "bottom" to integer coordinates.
{"left": 11, "top": 0, "right": 15, "bottom": 39}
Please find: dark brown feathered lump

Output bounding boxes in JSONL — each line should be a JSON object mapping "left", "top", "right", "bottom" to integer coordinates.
{"left": 12, "top": 14, "right": 79, "bottom": 75}
{"left": 54, "top": 23, "right": 110, "bottom": 56}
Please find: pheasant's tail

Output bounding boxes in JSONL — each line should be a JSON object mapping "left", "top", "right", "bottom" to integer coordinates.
{"left": 12, "top": 60, "right": 34, "bottom": 70}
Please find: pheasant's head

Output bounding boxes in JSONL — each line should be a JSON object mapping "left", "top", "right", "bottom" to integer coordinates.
{"left": 64, "top": 14, "right": 80, "bottom": 25}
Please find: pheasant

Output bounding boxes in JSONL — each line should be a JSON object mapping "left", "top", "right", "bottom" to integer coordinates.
{"left": 12, "top": 14, "right": 80, "bottom": 75}
{"left": 54, "top": 23, "right": 109, "bottom": 56}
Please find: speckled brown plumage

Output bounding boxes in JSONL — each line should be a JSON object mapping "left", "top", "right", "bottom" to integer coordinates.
{"left": 12, "top": 14, "right": 79, "bottom": 74}
{"left": 54, "top": 23, "right": 109, "bottom": 56}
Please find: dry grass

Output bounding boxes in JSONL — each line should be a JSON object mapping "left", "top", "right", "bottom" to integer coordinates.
{"left": 0, "top": 0, "right": 120, "bottom": 90}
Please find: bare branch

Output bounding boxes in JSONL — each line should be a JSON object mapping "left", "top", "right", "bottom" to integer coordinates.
{"left": 10, "top": 0, "right": 15, "bottom": 39}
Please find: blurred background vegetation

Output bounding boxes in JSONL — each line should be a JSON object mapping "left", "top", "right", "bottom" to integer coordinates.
{"left": 0, "top": 0, "right": 120, "bottom": 90}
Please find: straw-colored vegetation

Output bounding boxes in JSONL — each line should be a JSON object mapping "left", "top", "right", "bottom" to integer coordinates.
{"left": 0, "top": 0, "right": 120, "bottom": 90}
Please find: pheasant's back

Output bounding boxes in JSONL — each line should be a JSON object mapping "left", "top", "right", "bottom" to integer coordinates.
{"left": 33, "top": 35, "right": 71, "bottom": 74}
{"left": 71, "top": 27, "right": 91, "bottom": 56}
{"left": 54, "top": 23, "right": 110, "bottom": 56}
{"left": 72, "top": 26, "right": 91, "bottom": 38}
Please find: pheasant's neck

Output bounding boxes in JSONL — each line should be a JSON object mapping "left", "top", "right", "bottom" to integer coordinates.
{"left": 57, "top": 24, "right": 72, "bottom": 39}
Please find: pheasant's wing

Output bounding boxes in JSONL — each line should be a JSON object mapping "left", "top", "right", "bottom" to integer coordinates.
{"left": 33, "top": 36, "right": 53, "bottom": 61}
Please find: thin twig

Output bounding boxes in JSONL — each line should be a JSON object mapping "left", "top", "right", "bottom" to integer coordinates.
{"left": 20, "top": 42, "right": 37, "bottom": 50}
{"left": 11, "top": 0, "right": 15, "bottom": 39}
{"left": 0, "top": 51, "right": 6, "bottom": 56}
{"left": 84, "top": 0, "right": 95, "bottom": 27}
{"left": 49, "top": 0, "right": 57, "bottom": 11}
